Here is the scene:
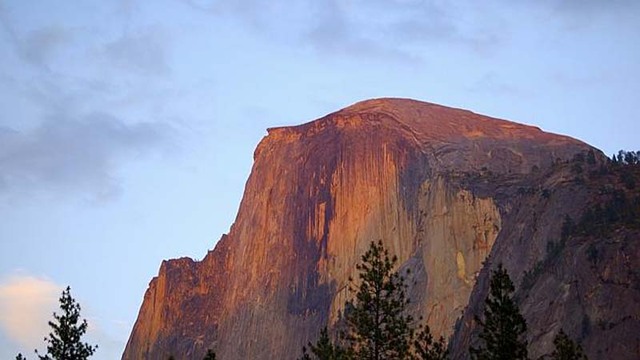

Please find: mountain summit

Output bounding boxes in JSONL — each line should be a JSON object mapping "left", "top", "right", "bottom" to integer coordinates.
{"left": 123, "top": 98, "right": 639, "bottom": 359}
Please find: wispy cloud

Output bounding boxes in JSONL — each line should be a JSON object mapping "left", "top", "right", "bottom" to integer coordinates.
{"left": 468, "top": 72, "right": 529, "bottom": 97}
{"left": 0, "top": 5, "right": 72, "bottom": 70}
{"left": 19, "top": 26, "right": 71, "bottom": 68}
{"left": 103, "top": 27, "right": 171, "bottom": 76}
{"left": 521, "top": 0, "right": 640, "bottom": 30}
{"left": 541, "top": 0, "right": 640, "bottom": 13}
{"left": 0, "top": 3, "right": 178, "bottom": 204}
{"left": 178, "top": 0, "right": 505, "bottom": 61}
{"left": 304, "top": 0, "right": 417, "bottom": 62}
{"left": 0, "top": 112, "right": 173, "bottom": 202}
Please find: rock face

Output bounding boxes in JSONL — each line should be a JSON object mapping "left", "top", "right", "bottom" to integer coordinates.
{"left": 123, "top": 98, "right": 639, "bottom": 359}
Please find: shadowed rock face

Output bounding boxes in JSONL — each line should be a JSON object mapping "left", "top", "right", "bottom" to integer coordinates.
{"left": 123, "top": 98, "right": 638, "bottom": 359}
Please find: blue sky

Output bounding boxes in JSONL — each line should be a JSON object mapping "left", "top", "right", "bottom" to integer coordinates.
{"left": 0, "top": 0, "right": 638, "bottom": 358}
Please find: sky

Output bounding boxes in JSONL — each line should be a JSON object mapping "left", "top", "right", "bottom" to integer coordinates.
{"left": 0, "top": 0, "right": 638, "bottom": 358}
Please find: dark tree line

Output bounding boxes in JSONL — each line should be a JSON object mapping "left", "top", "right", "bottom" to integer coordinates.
{"left": 299, "top": 240, "right": 447, "bottom": 360}
{"left": 299, "top": 242, "right": 587, "bottom": 360}
{"left": 19, "top": 242, "right": 590, "bottom": 359}
{"left": 472, "top": 264, "right": 588, "bottom": 360}
{"left": 610, "top": 150, "right": 640, "bottom": 166}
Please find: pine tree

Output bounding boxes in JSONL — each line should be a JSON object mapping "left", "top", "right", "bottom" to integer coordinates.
{"left": 345, "top": 240, "right": 413, "bottom": 360}
{"left": 16, "top": 354, "right": 27, "bottom": 360}
{"left": 551, "top": 329, "right": 588, "bottom": 360}
{"left": 203, "top": 349, "right": 217, "bottom": 360}
{"left": 470, "top": 264, "right": 528, "bottom": 360}
{"left": 297, "top": 240, "right": 450, "bottom": 360}
{"left": 35, "top": 286, "right": 97, "bottom": 360}
{"left": 413, "top": 324, "right": 448, "bottom": 360}
{"left": 298, "top": 327, "right": 349, "bottom": 360}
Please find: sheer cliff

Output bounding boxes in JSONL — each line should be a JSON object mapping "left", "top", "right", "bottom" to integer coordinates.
{"left": 123, "top": 98, "right": 639, "bottom": 359}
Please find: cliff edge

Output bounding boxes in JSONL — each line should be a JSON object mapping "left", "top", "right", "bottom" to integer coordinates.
{"left": 123, "top": 98, "right": 638, "bottom": 359}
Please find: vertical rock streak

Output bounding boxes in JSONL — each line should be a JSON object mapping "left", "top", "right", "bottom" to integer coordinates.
{"left": 123, "top": 98, "right": 605, "bottom": 360}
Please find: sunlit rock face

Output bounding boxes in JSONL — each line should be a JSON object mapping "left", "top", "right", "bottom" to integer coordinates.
{"left": 123, "top": 98, "right": 629, "bottom": 360}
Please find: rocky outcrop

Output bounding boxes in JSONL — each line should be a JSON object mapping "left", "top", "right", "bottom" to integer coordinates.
{"left": 450, "top": 158, "right": 640, "bottom": 359}
{"left": 123, "top": 98, "right": 638, "bottom": 359}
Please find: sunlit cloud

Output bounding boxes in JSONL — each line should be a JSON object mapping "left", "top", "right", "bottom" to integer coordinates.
{"left": 0, "top": 274, "right": 61, "bottom": 350}
{"left": 0, "top": 274, "right": 125, "bottom": 359}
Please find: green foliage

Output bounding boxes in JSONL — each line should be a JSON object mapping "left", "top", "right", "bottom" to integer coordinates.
{"left": 35, "top": 286, "right": 97, "bottom": 360}
{"left": 611, "top": 150, "right": 640, "bottom": 190}
{"left": 551, "top": 329, "right": 588, "bottom": 360}
{"left": 413, "top": 325, "right": 448, "bottom": 360}
{"left": 612, "top": 150, "right": 640, "bottom": 165}
{"left": 470, "top": 264, "right": 528, "bottom": 360}
{"left": 203, "top": 349, "right": 217, "bottom": 360}
{"left": 300, "top": 349, "right": 311, "bottom": 360}
{"left": 345, "top": 240, "right": 414, "bottom": 359}
{"left": 520, "top": 236, "right": 574, "bottom": 291}
{"left": 575, "top": 191, "right": 640, "bottom": 236}
{"left": 299, "top": 241, "right": 449, "bottom": 360}
{"left": 620, "top": 170, "right": 636, "bottom": 190}
{"left": 522, "top": 162, "right": 640, "bottom": 289}
{"left": 299, "top": 328, "right": 350, "bottom": 360}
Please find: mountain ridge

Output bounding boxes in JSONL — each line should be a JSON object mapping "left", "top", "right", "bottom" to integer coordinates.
{"left": 123, "top": 98, "right": 638, "bottom": 359}
{"left": 267, "top": 97, "right": 579, "bottom": 144}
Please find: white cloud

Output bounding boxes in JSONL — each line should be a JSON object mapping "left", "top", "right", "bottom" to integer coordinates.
{"left": 0, "top": 274, "right": 124, "bottom": 360}
{"left": 0, "top": 274, "right": 61, "bottom": 351}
